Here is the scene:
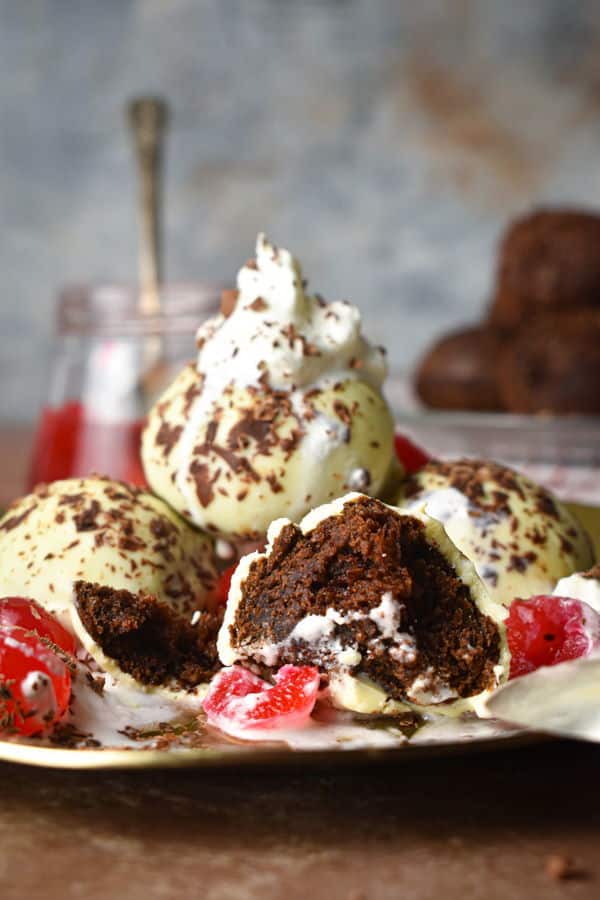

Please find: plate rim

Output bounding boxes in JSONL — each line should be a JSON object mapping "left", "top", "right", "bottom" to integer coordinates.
{"left": 0, "top": 728, "right": 545, "bottom": 771}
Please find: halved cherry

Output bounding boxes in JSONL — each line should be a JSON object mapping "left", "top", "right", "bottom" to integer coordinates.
{"left": 394, "top": 432, "right": 430, "bottom": 474}
{"left": 0, "top": 597, "right": 76, "bottom": 654}
{"left": 506, "top": 595, "right": 600, "bottom": 679}
{"left": 0, "top": 626, "right": 72, "bottom": 736}
{"left": 203, "top": 665, "right": 320, "bottom": 733}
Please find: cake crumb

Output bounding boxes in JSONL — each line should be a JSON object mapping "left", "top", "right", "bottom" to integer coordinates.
{"left": 545, "top": 854, "right": 580, "bottom": 881}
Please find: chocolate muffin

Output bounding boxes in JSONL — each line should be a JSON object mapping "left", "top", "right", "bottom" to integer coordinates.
{"left": 415, "top": 326, "right": 504, "bottom": 411}
{"left": 497, "top": 310, "right": 600, "bottom": 414}
{"left": 489, "top": 209, "right": 600, "bottom": 330}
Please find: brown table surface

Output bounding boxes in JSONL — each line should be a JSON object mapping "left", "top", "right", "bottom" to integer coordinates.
{"left": 1, "top": 426, "right": 599, "bottom": 900}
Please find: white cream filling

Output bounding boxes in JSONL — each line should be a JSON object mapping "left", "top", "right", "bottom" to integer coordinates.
{"left": 405, "top": 668, "right": 459, "bottom": 705}
{"left": 229, "top": 591, "right": 419, "bottom": 675}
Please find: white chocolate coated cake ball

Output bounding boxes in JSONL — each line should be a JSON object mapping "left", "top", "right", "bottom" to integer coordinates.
{"left": 0, "top": 477, "right": 218, "bottom": 631}
{"left": 142, "top": 235, "right": 398, "bottom": 538}
{"left": 396, "top": 459, "right": 594, "bottom": 606}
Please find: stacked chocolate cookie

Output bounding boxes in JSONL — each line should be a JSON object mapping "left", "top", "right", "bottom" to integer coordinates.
{"left": 416, "top": 209, "right": 600, "bottom": 414}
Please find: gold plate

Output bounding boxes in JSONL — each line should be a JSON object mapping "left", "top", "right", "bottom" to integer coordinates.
{"left": 0, "top": 728, "right": 542, "bottom": 770}
{"left": 0, "top": 502, "right": 597, "bottom": 771}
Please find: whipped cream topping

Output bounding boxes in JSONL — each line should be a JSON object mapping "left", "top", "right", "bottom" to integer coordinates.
{"left": 195, "top": 233, "right": 387, "bottom": 394}
{"left": 142, "top": 236, "right": 396, "bottom": 537}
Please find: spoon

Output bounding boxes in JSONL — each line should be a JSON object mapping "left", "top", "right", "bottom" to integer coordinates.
{"left": 127, "top": 96, "right": 169, "bottom": 400}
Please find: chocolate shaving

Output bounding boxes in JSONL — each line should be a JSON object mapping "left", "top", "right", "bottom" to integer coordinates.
{"left": 247, "top": 297, "right": 267, "bottom": 312}
{"left": 220, "top": 288, "right": 239, "bottom": 317}
{"left": 156, "top": 422, "right": 183, "bottom": 458}
{"left": 189, "top": 461, "right": 216, "bottom": 508}
{"left": 0, "top": 504, "right": 36, "bottom": 533}
{"left": 73, "top": 500, "right": 101, "bottom": 532}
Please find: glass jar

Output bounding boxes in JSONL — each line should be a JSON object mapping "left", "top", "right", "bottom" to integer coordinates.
{"left": 27, "top": 283, "right": 223, "bottom": 489}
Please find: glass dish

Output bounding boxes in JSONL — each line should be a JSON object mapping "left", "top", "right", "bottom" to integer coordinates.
{"left": 27, "top": 283, "right": 223, "bottom": 489}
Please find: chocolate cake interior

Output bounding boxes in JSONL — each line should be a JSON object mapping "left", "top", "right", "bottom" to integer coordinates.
{"left": 75, "top": 581, "right": 221, "bottom": 688}
{"left": 232, "top": 497, "right": 500, "bottom": 701}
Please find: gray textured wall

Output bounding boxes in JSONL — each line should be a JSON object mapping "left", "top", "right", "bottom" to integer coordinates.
{"left": 3, "top": 0, "right": 600, "bottom": 421}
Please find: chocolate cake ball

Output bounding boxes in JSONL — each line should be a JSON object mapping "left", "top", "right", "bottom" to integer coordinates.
{"left": 497, "top": 311, "right": 600, "bottom": 414}
{"left": 489, "top": 209, "right": 600, "bottom": 330}
{"left": 219, "top": 493, "right": 509, "bottom": 714}
{"left": 415, "top": 326, "right": 504, "bottom": 411}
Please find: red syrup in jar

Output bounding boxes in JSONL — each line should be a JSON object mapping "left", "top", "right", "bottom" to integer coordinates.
{"left": 27, "top": 402, "right": 146, "bottom": 489}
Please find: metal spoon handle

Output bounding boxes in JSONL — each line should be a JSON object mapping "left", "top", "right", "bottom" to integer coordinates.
{"left": 127, "top": 96, "right": 168, "bottom": 316}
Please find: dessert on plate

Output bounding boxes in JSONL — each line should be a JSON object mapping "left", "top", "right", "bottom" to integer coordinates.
{"left": 0, "top": 477, "right": 222, "bottom": 721}
{"left": 1, "top": 234, "right": 598, "bottom": 755}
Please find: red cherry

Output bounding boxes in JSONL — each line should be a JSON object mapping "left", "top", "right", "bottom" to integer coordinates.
{"left": 0, "top": 598, "right": 76, "bottom": 655}
{"left": 394, "top": 432, "right": 430, "bottom": 474}
{"left": 213, "top": 566, "right": 236, "bottom": 605}
{"left": 0, "top": 626, "right": 72, "bottom": 736}
{"left": 506, "top": 595, "right": 600, "bottom": 679}
{"left": 203, "top": 665, "right": 320, "bottom": 734}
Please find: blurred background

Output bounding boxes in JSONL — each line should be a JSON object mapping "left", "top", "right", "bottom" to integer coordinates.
{"left": 3, "top": 0, "right": 600, "bottom": 425}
